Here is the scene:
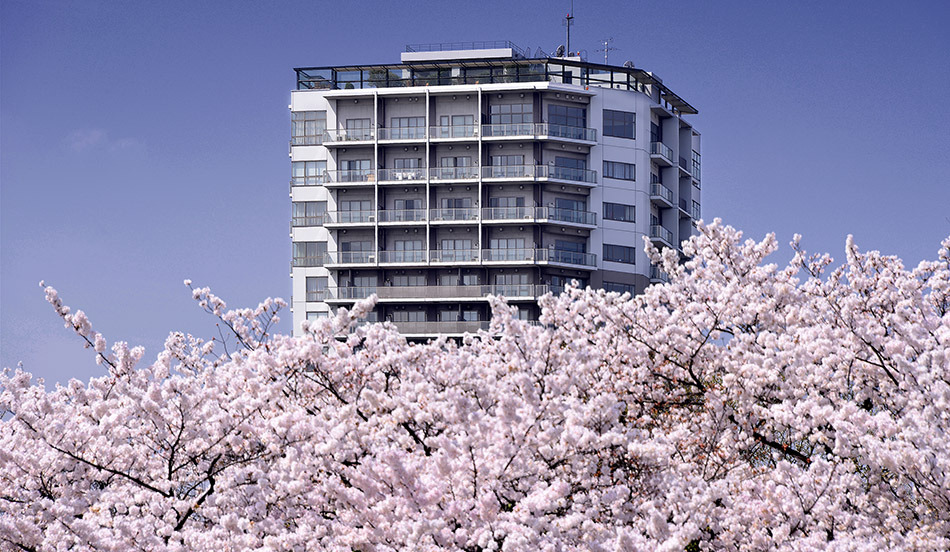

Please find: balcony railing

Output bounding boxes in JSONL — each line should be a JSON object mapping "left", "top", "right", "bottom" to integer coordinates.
{"left": 679, "top": 156, "right": 691, "bottom": 175}
{"left": 650, "top": 266, "right": 669, "bottom": 283}
{"left": 324, "top": 128, "right": 374, "bottom": 142}
{"left": 650, "top": 142, "right": 674, "bottom": 164}
{"left": 429, "top": 166, "right": 479, "bottom": 180}
{"left": 324, "top": 169, "right": 375, "bottom": 184}
{"left": 482, "top": 248, "right": 597, "bottom": 267}
{"left": 430, "top": 249, "right": 479, "bottom": 262}
{"left": 650, "top": 225, "right": 674, "bottom": 244}
{"left": 292, "top": 255, "right": 329, "bottom": 268}
{"left": 377, "top": 127, "right": 426, "bottom": 140}
{"left": 429, "top": 208, "right": 479, "bottom": 221}
{"left": 328, "top": 251, "right": 376, "bottom": 264}
{"left": 290, "top": 175, "right": 330, "bottom": 188}
{"left": 481, "top": 164, "right": 598, "bottom": 184}
{"left": 480, "top": 123, "right": 596, "bottom": 141}
{"left": 650, "top": 183, "right": 674, "bottom": 204}
{"left": 326, "top": 210, "right": 375, "bottom": 224}
{"left": 429, "top": 125, "right": 478, "bottom": 139}
{"left": 377, "top": 168, "right": 426, "bottom": 182}
{"left": 378, "top": 209, "right": 426, "bottom": 223}
{"left": 306, "top": 290, "right": 332, "bottom": 302}
{"left": 482, "top": 206, "right": 534, "bottom": 221}
{"left": 291, "top": 215, "right": 327, "bottom": 227}
{"left": 327, "top": 284, "right": 558, "bottom": 301}
{"left": 378, "top": 250, "right": 427, "bottom": 263}
{"left": 480, "top": 206, "right": 597, "bottom": 226}
{"left": 290, "top": 135, "right": 324, "bottom": 146}
{"left": 394, "top": 320, "right": 490, "bottom": 334}
{"left": 536, "top": 206, "right": 596, "bottom": 225}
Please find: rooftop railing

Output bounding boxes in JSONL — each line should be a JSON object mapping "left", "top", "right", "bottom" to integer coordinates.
{"left": 405, "top": 41, "right": 529, "bottom": 56}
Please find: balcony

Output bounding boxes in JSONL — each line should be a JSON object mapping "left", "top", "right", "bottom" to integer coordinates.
{"left": 678, "top": 156, "right": 692, "bottom": 178}
{"left": 324, "top": 210, "right": 375, "bottom": 227}
{"left": 429, "top": 166, "right": 479, "bottom": 182}
{"left": 650, "top": 183, "right": 674, "bottom": 208}
{"left": 377, "top": 168, "right": 426, "bottom": 183}
{"left": 429, "top": 125, "right": 478, "bottom": 140}
{"left": 378, "top": 209, "right": 426, "bottom": 224}
{"left": 429, "top": 208, "right": 479, "bottom": 223}
{"left": 323, "top": 169, "right": 376, "bottom": 188}
{"left": 291, "top": 215, "right": 327, "bottom": 227}
{"left": 323, "top": 128, "right": 375, "bottom": 145}
{"left": 430, "top": 249, "right": 480, "bottom": 263}
{"left": 326, "top": 284, "right": 557, "bottom": 303}
{"left": 377, "top": 127, "right": 426, "bottom": 141}
{"left": 378, "top": 250, "right": 427, "bottom": 264}
{"left": 650, "top": 225, "right": 674, "bottom": 247}
{"left": 393, "top": 320, "right": 489, "bottom": 335}
{"left": 482, "top": 248, "right": 597, "bottom": 268}
{"left": 481, "top": 165, "right": 598, "bottom": 185}
{"left": 292, "top": 254, "right": 329, "bottom": 268}
{"left": 306, "top": 290, "right": 332, "bottom": 302}
{"left": 480, "top": 206, "right": 596, "bottom": 227}
{"left": 650, "top": 142, "right": 674, "bottom": 166}
{"left": 535, "top": 206, "right": 596, "bottom": 226}
{"left": 326, "top": 251, "right": 376, "bottom": 266}
{"left": 480, "top": 123, "right": 596, "bottom": 143}
{"left": 290, "top": 176, "right": 330, "bottom": 189}
{"left": 649, "top": 266, "right": 669, "bottom": 284}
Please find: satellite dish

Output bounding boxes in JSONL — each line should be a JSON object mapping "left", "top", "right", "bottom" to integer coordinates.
{"left": 623, "top": 60, "right": 635, "bottom": 69}
{"left": 555, "top": 44, "right": 565, "bottom": 57}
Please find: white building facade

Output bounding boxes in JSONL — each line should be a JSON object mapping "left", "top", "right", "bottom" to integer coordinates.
{"left": 289, "top": 42, "right": 701, "bottom": 337}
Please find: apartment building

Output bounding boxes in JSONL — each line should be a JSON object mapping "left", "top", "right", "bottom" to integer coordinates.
{"left": 289, "top": 41, "right": 701, "bottom": 337}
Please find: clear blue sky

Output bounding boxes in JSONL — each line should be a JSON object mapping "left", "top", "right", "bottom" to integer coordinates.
{"left": 3, "top": 0, "right": 949, "bottom": 385}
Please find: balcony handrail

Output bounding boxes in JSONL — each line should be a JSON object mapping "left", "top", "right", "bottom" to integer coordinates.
{"left": 292, "top": 254, "right": 330, "bottom": 268}
{"left": 324, "top": 128, "right": 375, "bottom": 142}
{"left": 378, "top": 250, "right": 428, "bottom": 263}
{"left": 479, "top": 122, "right": 596, "bottom": 141}
{"left": 650, "top": 266, "right": 669, "bottom": 282}
{"left": 377, "top": 168, "right": 426, "bottom": 182}
{"left": 328, "top": 251, "right": 377, "bottom": 264}
{"left": 392, "top": 320, "right": 491, "bottom": 334}
{"left": 540, "top": 248, "right": 598, "bottom": 267}
{"left": 326, "top": 210, "right": 375, "bottom": 224}
{"left": 290, "top": 176, "right": 330, "bottom": 188}
{"left": 377, "top": 209, "right": 427, "bottom": 222}
{"left": 650, "top": 225, "right": 673, "bottom": 243}
{"left": 535, "top": 206, "right": 597, "bottom": 225}
{"left": 429, "top": 207, "right": 479, "bottom": 221}
{"left": 429, "top": 166, "right": 479, "bottom": 180}
{"left": 430, "top": 249, "right": 480, "bottom": 262}
{"left": 291, "top": 215, "right": 328, "bottom": 227}
{"left": 428, "top": 124, "right": 478, "bottom": 139}
{"left": 650, "top": 183, "right": 674, "bottom": 203}
{"left": 481, "top": 164, "right": 598, "bottom": 184}
{"left": 306, "top": 290, "right": 333, "bottom": 301}
{"left": 324, "top": 169, "right": 375, "bottom": 184}
{"left": 650, "top": 141, "right": 673, "bottom": 162}
{"left": 327, "top": 284, "right": 556, "bottom": 301}
{"left": 481, "top": 206, "right": 535, "bottom": 220}
{"left": 377, "top": 127, "right": 427, "bottom": 140}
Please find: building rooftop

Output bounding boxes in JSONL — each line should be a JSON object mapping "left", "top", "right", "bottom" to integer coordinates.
{"left": 294, "top": 48, "right": 697, "bottom": 115}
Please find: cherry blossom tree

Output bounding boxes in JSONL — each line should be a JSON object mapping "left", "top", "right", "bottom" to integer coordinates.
{"left": 2, "top": 220, "right": 948, "bottom": 551}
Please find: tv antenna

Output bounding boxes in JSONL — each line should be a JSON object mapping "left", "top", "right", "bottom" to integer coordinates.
{"left": 597, "top": 37, "right": 619, "bottom": 65}
{"left": 562, "top": 0, "right": 574, "bottom": 55}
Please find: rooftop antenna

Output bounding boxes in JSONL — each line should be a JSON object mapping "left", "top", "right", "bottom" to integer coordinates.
{"left": 597, "top": 37, "right": 619, "bottom": 65}
{"left": 562, "top": 0, "right": 574, "bottom": 55}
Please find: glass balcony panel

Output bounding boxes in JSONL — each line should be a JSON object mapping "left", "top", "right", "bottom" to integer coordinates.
{"left": 431, "top": 249, "right": 479, "bottom": 262}
{"left": 378, "top": 127, "right": 426, "bottom": 140}
{"left": 650, "top": 225, "right": 674, "bottom": 243}
{"left": 482, "top": 206, "right": 533, "bottom": 220}
{"left": 650, "top": 183, "right": 674, "bottom": 204}
{"left": 429, "top": 125, "right": 478, "bottom": 139}
{"left": 378, "top": 250, "right": 427, "bottom": 263}
{"left": 429, "top": 167, "right": 478, "bottom": 180}
{"left": 378, "top": 209, "right": 426, "bottom": 223}
{"left": 328, "top": 210, "right": 375, "bottom": 224}
{"left": 429, "top": 208, "right": 478, "bottom": 221}
{"left": 537, "top": 206, "right": 596, "bottom": 225}
{"left": 377, "top": 168, "right": 426, "bottom": 182}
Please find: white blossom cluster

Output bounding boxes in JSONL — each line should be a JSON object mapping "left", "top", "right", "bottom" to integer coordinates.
{"left": 2, "top": 221, "right": 948, "bottom": 551}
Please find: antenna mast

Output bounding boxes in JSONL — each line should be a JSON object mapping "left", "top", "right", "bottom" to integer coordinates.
{"left": 597, "top": 37, "right": 619, "bottom": 65}
{"left": 563, "top": 0, "right": 574, "bottom": 55}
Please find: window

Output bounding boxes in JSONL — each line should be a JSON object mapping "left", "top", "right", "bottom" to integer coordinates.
{"left": 494, "top": 273, "right": 528, "bottom": 295}
{"left": 440, "top": 308, "right": 479, "bottom": 322}
{"left": 390, "top": 116, "right": 425, "bottom": 139}
{"left": 438, "top": 156, "right": 473, "bottom": 179}
{"left": 392, "top": 310, "right": 426, "bottom": 322}
{"left": 691, "top": 150, "right": 701, "bottom": 185}
{"left": 306, "top": 311, "right": 329, "bottom": 321}
{"left": 439, "top": 114, "right": 475, "bottom": 137}
{"left": 293, "top": 201, "right": 327, "bottom": 226}
{"left": 603, "top": 161, "right": 635, "bottom": 181}
{"left": 650, "top": 122, "right": 662, "bottom": 143}
{"left": 393, "top": 157, "right": 422, "bottom": 169}
{"left": 603, "top": 281, "right": 636, "bottom": 295}
{"left": 441, "top": 197, "right": 472, "bottom": 208}
{"left": 394, "top": 198, "right": 422, "bottom": 210}
{"left": 603, "top": 202, "right": 635, "bottom": 223}
{"left": 551, "top": 275, "right": 587, "bottom": 290}
{"left": 490, "top": 102, "right": 533, "bottom": 124}
{"left": 692, "top": 200, "right": 701, "bottom": 220}
{"left": 293, "top": 242, "right": 327, "bottom": 266}
{"left": 291, "top": 160, "right": 326, "bottom": 186}
{"left": 553, "top": 239, "right": 587, "bottom": 264}
{"left": 338, "top": 199, "right": 371, "bottom": 223}
{"left": 553, "top": 156, "right": 587, "bottom": 181}
{"left": 306, "top": 276, "right": 328, "bottom": 301}
{"left": 603, "top": 244, "right": 636, "bottom": 264}
{"left": 489, "top": 155, "right": 526, "bottom": 178}
{"left": 345, "top": 118, "right": 372, "bottom": 140}
{"left": 340, "top": 159, "right": 371, "bottom": 182}
{"left": 548, "top": 104, "right": 586, "bottom": 128}
{"left": 292, "top": 111, "right": 326, "bottom": 145}
{"left": 340, "top": 240, "right": 373, "bottom": 263}
{"left": 603, "top": 109, "right": 635, "bottom": 139}
{"left": 393, "top": 239, "right": 424, "bottom": 262}
{"left": 392, "top": 275, "right": 426, "bottom": 286}
{"left": 440, "top": 239, "right": 474, "bottom": 262}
